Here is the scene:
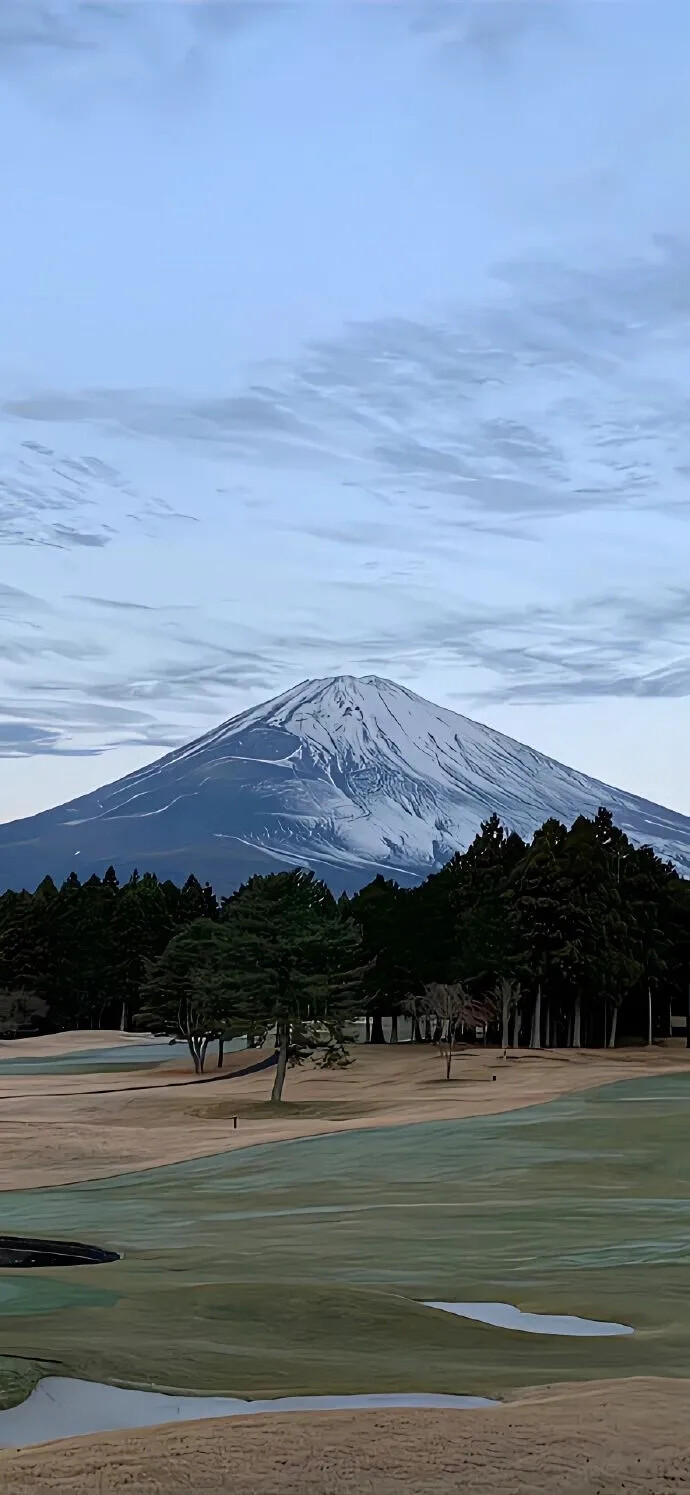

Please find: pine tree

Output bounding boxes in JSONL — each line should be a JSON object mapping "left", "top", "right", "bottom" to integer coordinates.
{"left": 220, "top": 869, "right": 365, "bottom": 1098}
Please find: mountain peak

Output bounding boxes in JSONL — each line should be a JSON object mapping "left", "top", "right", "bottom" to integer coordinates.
{"left": 0, "top": 674, "right": 689, "bottom": 894}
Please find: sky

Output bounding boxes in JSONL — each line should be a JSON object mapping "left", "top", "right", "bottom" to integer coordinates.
{"left": 1, "top": 0, "right": 690, "bottom": 820}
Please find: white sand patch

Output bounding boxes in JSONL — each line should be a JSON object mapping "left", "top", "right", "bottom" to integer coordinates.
{"left": 0, "top": 1377, "right": 499, "bottom": 1449}
{"left": 424, "top": 1301, "right": 634, "bottom": 1337}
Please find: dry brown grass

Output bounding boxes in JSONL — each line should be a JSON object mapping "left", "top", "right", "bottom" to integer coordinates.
{"left": 0, "top": 1029, "right": 152, "bottom": 1059}
{"left": 1, "top": 1034, "right": 690, "bottom": 1190}
{"left": 2, "top": 1378, "right": 689, "bottom": 1493}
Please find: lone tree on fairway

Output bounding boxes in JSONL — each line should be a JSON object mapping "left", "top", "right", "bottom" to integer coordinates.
{"left": 220, "top": 869, "right": 365, "bottom": 1101}
{"left": 139, "top": 869, "right": 365, "bottom": 1096}
{"left": 408, "top": 983, "right": 495, "bottom": 1080}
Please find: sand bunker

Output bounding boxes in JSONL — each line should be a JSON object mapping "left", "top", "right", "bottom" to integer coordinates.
{"left": 0, "top": 1378, "right": 498, "bottom": 1448}
{"left": 0, "top": 1236, "right": 119, "bottom": 1269}
{"left": 0, "top": 1030, "right": 161, "bottom": 1061}
{"left": 1, "top": 1378, "right": 686, "bottom": 1495}
{"left": 425, "top": 1301, "right": 634, "bottom": 1336}
{"left": 2, "top": 1375, "right": 687, "bottom": 1495}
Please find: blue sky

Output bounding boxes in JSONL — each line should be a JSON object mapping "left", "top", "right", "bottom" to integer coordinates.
{"left": 1, "top": 0, "right": 690, "bottom": 820}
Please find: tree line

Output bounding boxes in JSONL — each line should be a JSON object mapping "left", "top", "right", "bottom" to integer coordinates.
{"left": 1, "top": 807, "right": 690, "bottom": 1097}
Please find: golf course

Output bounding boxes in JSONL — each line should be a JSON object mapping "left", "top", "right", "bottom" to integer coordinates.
{"left": 1, "top": 1033, "right": 690, "bottom": 1491}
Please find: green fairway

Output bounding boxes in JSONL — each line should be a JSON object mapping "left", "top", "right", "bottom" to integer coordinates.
{"left": 2, "top": 1072, "right": 690, "bottom": 1405}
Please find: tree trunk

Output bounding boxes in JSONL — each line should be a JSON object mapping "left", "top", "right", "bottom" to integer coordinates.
{"left": 444, "top": 1025, "right": 457, "bottom": 1080}
{"left": 530, "top": 985, "right": 542, "bottom": 1049}
{"left": 217, "top": 1037, "right": 224, "bottom": 1069}
{"left": 511, "top": 1007, "right": 520, "bottom": 1048}
{"left": 501, "top": 994, "right": 510, "bottom": 1051}
{"left": 412, "top": 1017, "right": 423, "bottom": 1043}
{"left": 608, "top": 1005, "right": 619, "bottom": 1048}
{"left": 271, "top": 1023, "right": 290, "bottom": 1101}
{"left": 370, "top": 1013, "right": 386, "bottom": 1044}
{"left": 424, "top": 1015, "right": 433, "bottom": 1043}
{"left": 668, "top": 1000, "right": 673, "bottom": 1039}
{"left": 365, "top": 1015, "right": 371, "bottom": 1043}
{"left": 573, "top": 994, "right": 582, "bottom": 1049}
{"left": 433, "top": 1019, "right": 444, "bottom": 1044}
{"left": 199, "top": 1038, "right": 209, "bottom": 1074}
{"left": 544, "top": 1004, "right": 551, "bottom": 1049}
{"left": 390, "top": 1012, "right": 399, "bottom": 1043}
{"left": 187, "top": 1035, "right": 201, "bottom": 1074}
{"left": 120, "top": 1001, "right": 128, "bottom": 1033}
{"left": 647, "top": 983, "right": 653, "bottom": 1047}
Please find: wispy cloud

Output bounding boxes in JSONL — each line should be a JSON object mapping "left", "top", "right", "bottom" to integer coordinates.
{"left": 408, "top": 0, "right": 571, "bottom": 66}
{"left": 9, "top": 236, "right": 690, "bottom": 533}
{"left": 0, "top": 0, "right": 287, "bottom": 106}
{"left": 2, "top": 230, "right": 690, "bottom": 760}
{"left": 0, "top": 422, "right": 198, "bottom": 547}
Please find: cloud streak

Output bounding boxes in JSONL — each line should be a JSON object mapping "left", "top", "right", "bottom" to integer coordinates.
{"left": 3, "top": 232, "right": 690, "bottom": 764}
{"left": 0, "top": 0, "right": 288, "bottom": 103}
{"left": 8, "top": 235, "right": 690, "bottom": 534}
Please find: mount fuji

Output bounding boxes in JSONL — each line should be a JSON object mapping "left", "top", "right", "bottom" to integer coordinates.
{"left": 0, "top": 674, "right": 689, "bottom": 894}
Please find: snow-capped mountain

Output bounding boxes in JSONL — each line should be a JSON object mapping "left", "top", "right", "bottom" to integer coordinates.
{"left": 1, "top": 674, "right": 689, "bottom": 894}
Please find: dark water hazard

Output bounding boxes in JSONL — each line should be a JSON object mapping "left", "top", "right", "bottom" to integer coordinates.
{"left": 0, "top": 1236, "right": 120, "bottom": 1269}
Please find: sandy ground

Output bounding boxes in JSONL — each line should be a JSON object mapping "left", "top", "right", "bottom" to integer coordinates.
{"left": 1, "top": 1377, "right": 689, "bottom": 1493}
{"left": 0, "top": 1029, "right": 160, "bottom": 1060}
{"left": 0, "top": 1034, "right": 689, "bottom": 1189}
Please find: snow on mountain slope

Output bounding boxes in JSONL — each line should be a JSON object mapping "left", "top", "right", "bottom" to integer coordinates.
{"left": 0, "top": 674, "right": 689, "bottom": 894}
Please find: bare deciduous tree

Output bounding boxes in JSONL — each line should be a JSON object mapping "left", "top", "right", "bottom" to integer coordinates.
{"left": 406, "top": 984, "right": 496, "bottom": 1080}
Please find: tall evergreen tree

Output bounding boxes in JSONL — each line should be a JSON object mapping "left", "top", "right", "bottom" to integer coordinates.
{"left": 348, "top": 876, "right": 408, "bottom": 1042}
{"left": 220, "top": 869, "right": 365, "bottom": 1098}
{"left": 139, "top": 918, "right": 241, "bottom": 1071}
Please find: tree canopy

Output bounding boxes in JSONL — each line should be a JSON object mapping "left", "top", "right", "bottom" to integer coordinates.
{"left": 141, "top": 869, "right": 366, "bottom": 1095}
{"left": 0, "top": 807, "right": 687, "bottom": 1075}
